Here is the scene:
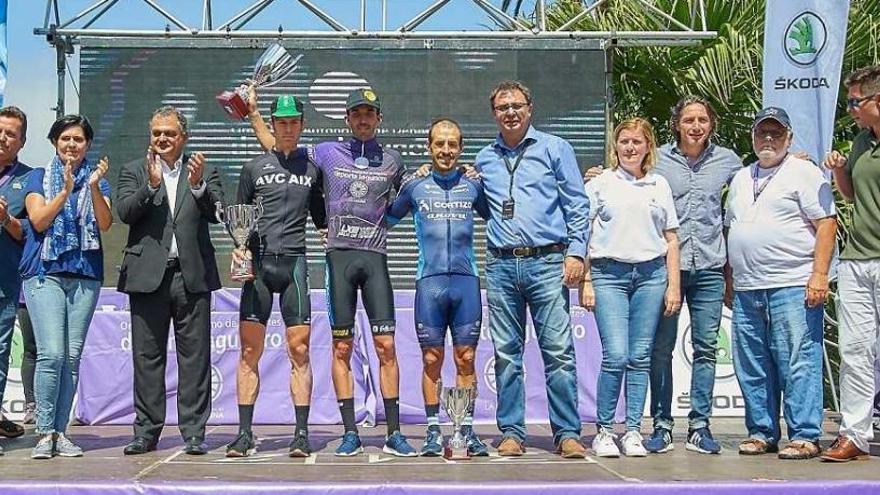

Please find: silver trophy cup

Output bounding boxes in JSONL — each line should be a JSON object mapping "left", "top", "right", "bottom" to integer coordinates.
{"left": 216, "top": 43, "right": 302, "bottom": 120}
{"left": 439, "top": 384, "right": 478, "bottom": 460}
{"left": 216, "top": 202, "right": 263, "bottom": 278}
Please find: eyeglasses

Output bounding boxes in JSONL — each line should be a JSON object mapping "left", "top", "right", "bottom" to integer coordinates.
{"left": 754, "top": 129, "right": 788, "bottom": 140}
{"left": 493, "top": 102, "right": 530, "bottom": 114}
{"left": 847, "top": 93, "right": 878, "bottom": 110}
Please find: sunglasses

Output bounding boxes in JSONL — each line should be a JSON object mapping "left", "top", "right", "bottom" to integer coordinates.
{"left": 847, "top": 93, "right": 878, "bottom": 110}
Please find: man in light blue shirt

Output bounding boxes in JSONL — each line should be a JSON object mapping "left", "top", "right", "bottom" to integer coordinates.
{"left": 474, "top": 80, "right": 589, "bottom": 458}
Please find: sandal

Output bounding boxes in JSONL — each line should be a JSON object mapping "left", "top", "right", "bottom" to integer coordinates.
{"left": 778, "top": 440, "right": 820, "bottom": 460}
{"left": 0, "top": 419, "right": 24, "bottom": 438}
{"left": 738, "top": 438, "right": 777, "bottom": 455}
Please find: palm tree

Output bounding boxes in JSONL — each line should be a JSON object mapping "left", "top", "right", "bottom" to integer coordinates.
{"left": 542, "top": 0, "right": 880, "bottom": 410}
{"left": 543, "top": 0, "right": 879, "bottom": 154}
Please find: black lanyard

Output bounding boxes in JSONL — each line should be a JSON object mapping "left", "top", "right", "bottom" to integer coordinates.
{"left": 752, "top": 163, "right": 782, "bottom": 203}
{"left": 502, "top": 143, "right": 530, "bottom": 199}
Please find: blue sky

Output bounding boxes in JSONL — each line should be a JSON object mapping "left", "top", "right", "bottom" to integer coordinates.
{"left": 5, "top": 0, "right": 518, "bottom": 165}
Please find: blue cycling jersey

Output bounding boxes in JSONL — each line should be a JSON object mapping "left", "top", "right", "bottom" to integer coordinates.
{"left": 387, "top": 169, "right": 489, "bottom": 279}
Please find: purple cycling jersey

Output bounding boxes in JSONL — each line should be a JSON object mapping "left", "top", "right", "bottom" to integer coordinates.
{"left": 311, "top": 137, "right": 404, "bottom": 254}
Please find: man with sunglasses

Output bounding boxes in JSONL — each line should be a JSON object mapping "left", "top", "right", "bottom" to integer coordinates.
{"left": 822, "top": 65, "right": 880, "bottom": 462}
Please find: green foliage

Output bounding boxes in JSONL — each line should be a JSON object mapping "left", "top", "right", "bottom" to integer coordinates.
{"left": 543, "top": 0, "right": 880, "bottom": 411}
{"left": 545, "top": 0, "right": 880, "bottom": 157}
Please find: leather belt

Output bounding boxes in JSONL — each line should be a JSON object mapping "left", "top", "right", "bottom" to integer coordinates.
{"left": 489, "top": 243, "right": 567, "bottom": 258}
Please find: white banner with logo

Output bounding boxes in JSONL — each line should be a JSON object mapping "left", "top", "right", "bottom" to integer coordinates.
{"left": 667, "top": 306, "right": 744, "bottom": 417}
{"left": 0, "top": 0, "right": 6, "bottom": 106}
{"left": 4, "top": 315, "right": 26, "bottom": 421}
{"left": 761, "top": 1, "right": 850, "bottom": 163}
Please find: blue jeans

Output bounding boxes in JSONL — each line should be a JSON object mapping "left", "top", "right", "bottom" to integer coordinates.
{"left": 732, "top": 286, "right": 823, "bottom": 443}
{"left": 0, "top": 289, "right": 19, "bottom": 406}
{"left": 22, "top": 275, "right": 100, "bottom": 435}
{"left": 486, "top": 251, "right": 580, "bottom": 445}
{"left": 650, "top": 268, "right": 724, "bottom": 431}
{"left": 592, "top": 257, "right": 668, "bottom": 431}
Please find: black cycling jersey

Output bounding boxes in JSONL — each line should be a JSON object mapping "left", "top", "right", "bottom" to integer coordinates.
{"left": 237, "top": 148, "right": 326, "bottom": 256}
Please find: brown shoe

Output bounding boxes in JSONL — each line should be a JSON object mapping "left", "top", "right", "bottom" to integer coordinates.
{"left": 497, "top": 436, "right": 525, "bottom": 456}
{"left": 778, "top": 440, "right": 820, "bottom": 460}
{"left": 0, "top": 419, "right": 24, "bottom": 438}
{"left": 557, "top": 438, "right": 586, "bottom": 459}
{"left": 820, "top": 436, "right": 869, "bottom": 462}
{"left": 737, "top": 438, "right": 778, "bottom": 455}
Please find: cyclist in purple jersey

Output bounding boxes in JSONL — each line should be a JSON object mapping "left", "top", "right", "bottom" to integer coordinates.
{"left": 250, "top": 88, "right": 415, "bottom": 457}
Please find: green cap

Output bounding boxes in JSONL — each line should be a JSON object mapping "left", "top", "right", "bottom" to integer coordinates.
{"left": 346, "top": 88, "right": 380, "bottom": 112}
{"left": 270, "top": 95, "right": 304, "bottom": 118}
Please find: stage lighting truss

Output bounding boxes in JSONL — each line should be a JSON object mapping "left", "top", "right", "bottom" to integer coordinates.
{"left": 36, "top": 0, "right": 716, "bottom": 46}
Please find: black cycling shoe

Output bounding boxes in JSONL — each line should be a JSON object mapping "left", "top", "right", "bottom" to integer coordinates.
{"left": 288, "top": 431, "right": 312, "bottom": 458}
{"left": 226, "top": 431, "right": 257, "bottom": 458}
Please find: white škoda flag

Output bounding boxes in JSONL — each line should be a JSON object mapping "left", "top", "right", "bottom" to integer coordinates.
{"left": 762, "top": 0, "right": 850, "bottom": 164}
{"left": 0, "top": 0, "right": 6, "bottom": 107}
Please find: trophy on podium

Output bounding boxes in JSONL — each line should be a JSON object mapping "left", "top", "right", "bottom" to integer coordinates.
{"left": 216, "top": 201, "right": 264, "bottom": 278}
{"left": 438, "top": 383, "right": 478, "bottom": 460}
{"left": 216, "top": 43, "right": 302, "bottom": 120}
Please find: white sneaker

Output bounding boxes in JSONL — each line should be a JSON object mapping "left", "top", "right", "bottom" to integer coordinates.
{"left": 621, "top": 431, "right": 648, "bottom": 457}
{"left": 592, "top": 429, "right": 620, "bottom": 457}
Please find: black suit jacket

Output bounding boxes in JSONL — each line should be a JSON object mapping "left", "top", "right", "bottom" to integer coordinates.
{"left": 115, "top": 153, "right": 224, "bottom": 294}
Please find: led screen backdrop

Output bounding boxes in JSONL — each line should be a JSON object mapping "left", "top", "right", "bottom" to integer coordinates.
{"left": 79, "top": 43, "right": 608, "bottom": 288}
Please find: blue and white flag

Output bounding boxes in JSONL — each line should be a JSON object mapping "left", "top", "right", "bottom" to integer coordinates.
{"left": 0, "top": 0, "right": 6, "bottom": 107}
{"left": 761, "top": 0, "right": 850, "bottom": 164}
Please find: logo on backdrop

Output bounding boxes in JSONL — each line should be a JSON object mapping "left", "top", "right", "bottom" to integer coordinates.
{"left": 9, "top": 318, "right": 22, "bottom": 385}
{"left": 784, "top": 11, "right": 827, "bottom": 67}
{"left": 484, "top": 357, "right": 497, "bottom": 394}
{"left": 679, "top": 314, "right": 736, "bottom": 381}
{"left": 483, "top": 356, "right": 529, "bottom": 394}
{"left": 210, "top": 365, "right": 223, "bottom": 401}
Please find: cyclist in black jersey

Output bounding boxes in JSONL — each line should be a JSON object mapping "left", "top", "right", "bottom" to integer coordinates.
{"left": 249, "top": 88, "right": 417, "bottom": 457}
{"left": 226, "top": 95, "right": 326, "bottom": 458}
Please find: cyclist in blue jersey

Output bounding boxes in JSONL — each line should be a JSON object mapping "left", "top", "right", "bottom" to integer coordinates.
{"left": 387, "top": 119, "right": 490, "bottom": 456}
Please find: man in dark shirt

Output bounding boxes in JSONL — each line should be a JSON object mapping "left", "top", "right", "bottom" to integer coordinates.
{"left": 227, "top": 95, "right": 326, "bottom": 458}
{"left": 248, "top": 88, "right": 416, "bottom": 457}
{"left": 0, "top": 106, "right": 32, "bottom": 451}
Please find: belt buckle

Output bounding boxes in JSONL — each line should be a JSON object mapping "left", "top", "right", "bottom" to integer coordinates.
{"left": 512, "top": 247, "right": 530, "bottom": 257}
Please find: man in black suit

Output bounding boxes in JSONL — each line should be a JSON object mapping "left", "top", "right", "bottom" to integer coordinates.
{"left": 116, "top": 106, "right": 223, "bottom": 455}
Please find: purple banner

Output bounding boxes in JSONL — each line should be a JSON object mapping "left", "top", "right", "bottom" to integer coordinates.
{"left": 3, "top": 481, "right": 880, "bottom": 495}
{"left": 77, "top": 288, "right": 611, "bottom": 425}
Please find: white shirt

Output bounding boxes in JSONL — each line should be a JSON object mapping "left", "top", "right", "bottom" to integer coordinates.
{"left": 585, "top": 168, "right": 679, "bottom": 263}
{"left": 724, "top": 155, "right": 836, "bottom": 290}
{"left": 151, "top": 156, "right": 206, "bottom": 259}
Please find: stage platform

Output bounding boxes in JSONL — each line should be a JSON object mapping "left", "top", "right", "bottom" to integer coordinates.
{"left": 0, "top": 418, "right": 878, "bottom": 494}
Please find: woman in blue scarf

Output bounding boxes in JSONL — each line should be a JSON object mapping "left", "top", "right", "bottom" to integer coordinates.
{"left": 20, "top": 115, "right": 112, "bottom": 459}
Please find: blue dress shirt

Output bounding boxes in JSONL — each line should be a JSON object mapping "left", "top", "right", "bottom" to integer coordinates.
{"left": 475, "top": 126, "right": 590, "bottom": 258}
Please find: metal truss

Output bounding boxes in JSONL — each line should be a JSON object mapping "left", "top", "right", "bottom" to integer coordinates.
{"left": 36, "top": 1, "right": 716, "bottom": 116}
{"left": 35, "top": 0, "right": 716, "bottom": 44}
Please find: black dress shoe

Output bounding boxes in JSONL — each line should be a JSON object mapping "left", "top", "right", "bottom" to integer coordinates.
{"left": 184, "top": 437, "right": 207, "bottom": 455}
{"left": 123, "top": 437, "right": 157, "bottom": 455}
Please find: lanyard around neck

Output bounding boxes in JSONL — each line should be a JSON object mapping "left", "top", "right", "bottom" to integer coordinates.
{"left": 752, "top": 162, "right": 782, "bottom": 203}
{"left": 502, "top": 143, "right": 530, "bottom": 199}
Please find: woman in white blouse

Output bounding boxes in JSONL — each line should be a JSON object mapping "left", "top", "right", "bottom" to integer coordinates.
{"left": 581, "top": 118, "right": 681, "bottom": 458}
